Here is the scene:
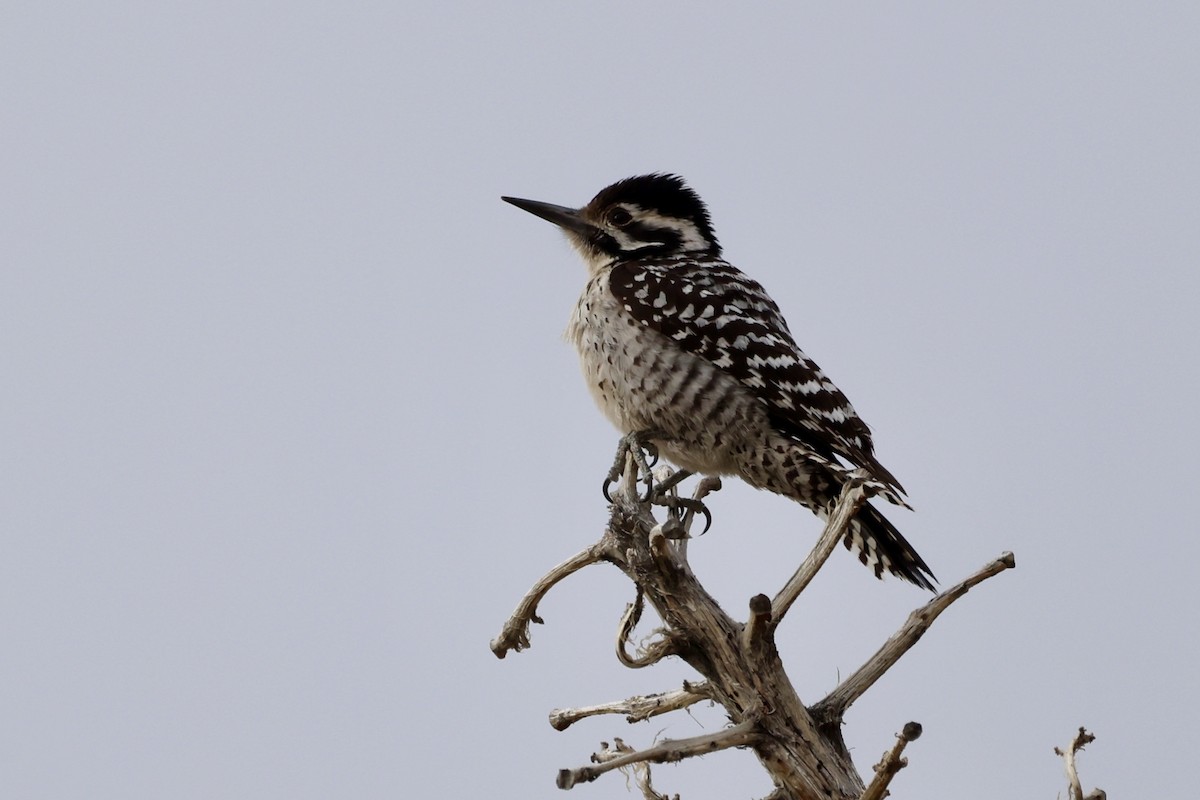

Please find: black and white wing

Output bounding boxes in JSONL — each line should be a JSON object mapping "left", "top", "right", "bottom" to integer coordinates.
{"left": 607, "top": 254, "right": 905, "bottom": 495}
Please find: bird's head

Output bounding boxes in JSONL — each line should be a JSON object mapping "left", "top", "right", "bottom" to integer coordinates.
{"left": 502, "top": 174, "right": 721, "bottom": 273}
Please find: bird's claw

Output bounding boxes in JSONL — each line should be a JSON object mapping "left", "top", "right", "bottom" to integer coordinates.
{"left": 643, "top": 443, "right": 659, "bottom": 468}
{"left": 602, "top": 463, "right": 655, "bottom": 503}
{"left": 653, "top": 495, "right": 713, "bottom": 535}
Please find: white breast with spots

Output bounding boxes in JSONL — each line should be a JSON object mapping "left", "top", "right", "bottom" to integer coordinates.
{"left": 565, "top": 269, "right": 770, "bottom": 476}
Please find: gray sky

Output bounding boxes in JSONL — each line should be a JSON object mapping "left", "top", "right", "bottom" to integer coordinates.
{"left": 3, "top": 3, "right": 1197, "bottom": 798}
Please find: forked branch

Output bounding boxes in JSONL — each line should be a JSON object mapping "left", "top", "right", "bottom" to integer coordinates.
{"left": 495, "top": 442, "right": 1017, "bottom": 799}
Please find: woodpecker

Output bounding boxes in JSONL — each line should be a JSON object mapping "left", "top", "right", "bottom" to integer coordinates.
{"left": 502, "top": 174, "right": 935, "bottom": 590}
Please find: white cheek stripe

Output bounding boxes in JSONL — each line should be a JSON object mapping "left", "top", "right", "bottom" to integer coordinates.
{"left": 609, "top": 207, "right": 708, "bottom": 253}
{"left": 638, "top": 210, "right": 709, "bottom": 252}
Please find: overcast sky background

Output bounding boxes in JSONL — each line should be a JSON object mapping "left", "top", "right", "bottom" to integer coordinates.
{"left": 3, "top": 3, "right": 1198, "bottom": 798}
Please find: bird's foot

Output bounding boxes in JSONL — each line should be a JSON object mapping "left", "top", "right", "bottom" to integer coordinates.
{"left": 645, "top": 467, "right": 711, "bottom": 534}
{"left": 602, "top": 429, "right": 665, "bottom": 503}
{"left": 602, "top": 431, "right": 712, "bottom": 534}
{"left": 651, "top": 492, "right": 712, "bottom": 536}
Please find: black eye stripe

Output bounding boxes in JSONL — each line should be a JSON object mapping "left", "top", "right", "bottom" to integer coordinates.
{"left": 628, "top": 221, "right": 681, "bottom": 246}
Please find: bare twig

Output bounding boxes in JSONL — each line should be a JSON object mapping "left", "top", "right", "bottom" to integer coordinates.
{"left": 1055, "top": 727, "right": 1105, "bottom": 800}
{"left": 616, "top": 586, "right": 680, "bottom": 668}
{"left": 556, "top": 721, "right": 760, "bottom": 790}
{"left": 772, "top": 476, "right": 871, "bottom": 623}
{"left": 549, "top": 682, "right": 713, "bottom": 731}
{"left": 491, "top": 543, "right": 609, "bottom": 658}
{"left": 860, "top": 722, "right": 922, "bottom": 800}
{"left": 813, "top": 552, "right": 1015, "bottom": 718}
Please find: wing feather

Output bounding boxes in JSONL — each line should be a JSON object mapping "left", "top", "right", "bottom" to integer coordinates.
{"left": 608, "top": 255, "right": 904, "bottom": 494}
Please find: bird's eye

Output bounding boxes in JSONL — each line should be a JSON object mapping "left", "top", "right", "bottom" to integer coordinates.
{"left": 608, "top": 208, "right": 633, "bottom": 228}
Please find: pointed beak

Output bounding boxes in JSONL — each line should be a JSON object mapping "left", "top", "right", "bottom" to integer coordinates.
{"left": 501, "top": 196, "right": 595, "bottom": 237}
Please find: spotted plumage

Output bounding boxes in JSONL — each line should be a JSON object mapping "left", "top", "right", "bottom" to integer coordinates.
{"left": 502, "top": 174, "right": 935, "bottom": 590}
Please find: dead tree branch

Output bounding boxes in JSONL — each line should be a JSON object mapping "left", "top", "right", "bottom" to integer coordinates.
{"left": 812, "top": 551, "right": 1016, "bottom": 722}
{"left": 1055, "top": 727, "right": 1106, "bottom": 800}
{"left": 494, "top": 451, "right": 1015, "bottom": 798}
{"left": 556, "top": 721, "right": 760, "bottom": 790}
{"left": 491, "top": 542, "right": 609, "bottom": 658}
{"left": 591, "top": 738, "right": 680, "bottom": 800}
{"left": 772, "top": 475, "right": 871, "bottom": 623}
{"left": 549, "top": 682, "right": 712, "bottom": 731}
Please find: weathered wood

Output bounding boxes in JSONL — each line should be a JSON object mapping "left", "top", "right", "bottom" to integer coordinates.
{"left": 771, "top": 477, "right": 871, "bottom": 623}
{"left": 548, "top": 682, "right": 712, "bottom": 731}
{"left": 555, "top": 721, "right": 759, "bottom": 790}
{"left": 490, "top": 542, "right": 609, "bottom": 658}
{"left": 595, "top": 495, "right": 865, "bottom": 800}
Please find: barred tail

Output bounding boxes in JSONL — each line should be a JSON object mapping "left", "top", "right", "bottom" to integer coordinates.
{"left": 846, "top": 502, "right": 937, "bottom": 591}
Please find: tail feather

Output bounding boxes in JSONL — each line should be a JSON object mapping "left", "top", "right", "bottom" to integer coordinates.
{"left": 747, "top": 434, "right": 935, "bottom": 590}
{"left": 845, "top": 502, "right": 937, "bottom": 591}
